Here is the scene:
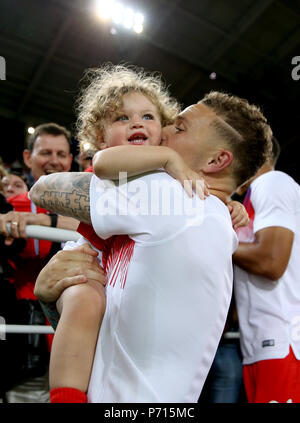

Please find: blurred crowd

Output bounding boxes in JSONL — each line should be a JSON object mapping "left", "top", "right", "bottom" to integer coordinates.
{"left": 0, "top": 122, "right": 94, "bottom": 403}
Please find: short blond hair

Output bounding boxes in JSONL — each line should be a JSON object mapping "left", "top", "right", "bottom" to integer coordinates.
{"left": 75, "top": 64, "right": 180, "bottom": 152}
{"left": 201, "top": 91, "right": 273, "bottom": 187}
{"left": 27, "top": 123, "right": 72, "bottom": 152}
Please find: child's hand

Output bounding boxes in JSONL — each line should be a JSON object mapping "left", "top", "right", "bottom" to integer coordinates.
{"left": 227, "top": 201, "right": 249, "bottom": 229}
{"left": 164, "top": 150, "right": 210, "bottom": 200}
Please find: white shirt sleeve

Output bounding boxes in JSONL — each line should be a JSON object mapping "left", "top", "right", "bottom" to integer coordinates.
{"left": 251, "top": 171, "right": 297, "bottom": 234}
{"left": 63, "top": 236, "right": 93, "bottom": 251}
{"left": 90, "top": 172, "right": 205, "bottom": 244}
{"left": 63, "top": 236, "right": 104, "bottom": 264}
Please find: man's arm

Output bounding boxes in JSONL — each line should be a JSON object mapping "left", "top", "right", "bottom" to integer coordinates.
{"left": 57, "top": 216, "right": 79, "bottom": 231}
{"left": 34, "top": 243, "right": 107, "bottom": 329}
{"left": 29, "top": 172, "right": 92, "bottom": 223}
{"left": 233, "top": 226, "right": 294, "bottom": 281}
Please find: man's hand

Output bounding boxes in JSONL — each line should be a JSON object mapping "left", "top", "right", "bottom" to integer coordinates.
{"left": 34, "top": 243, "right": 107, "bottom": 303}
{"left": 0, "top": 211, "right": 51, "bottom": 245}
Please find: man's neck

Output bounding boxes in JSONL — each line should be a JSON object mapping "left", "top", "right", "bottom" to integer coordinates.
{"left": 209, "top": 188, "right": 232, "bottom": 204}
{"left": 26, "top": 172, "right": 36, "bottom": 189}
{"left": 252, "top": 162, "right": 274, "bottom": 181}
{"left": 207, "top": 181, "right": 234, "bottom": 204}
{"left": 202, "top": 174, "right": 234, "bottom": 204}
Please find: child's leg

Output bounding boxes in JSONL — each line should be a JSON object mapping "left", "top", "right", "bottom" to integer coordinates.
{"left": 49, "top": 280, "right": 106, "bottom": 394}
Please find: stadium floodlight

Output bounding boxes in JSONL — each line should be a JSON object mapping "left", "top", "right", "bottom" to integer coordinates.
{"left": 134, "top": 12, "right": 144, "bottom": 26}
{"left": 95, "top": 0, "right": 144, "bottom": 33}
{"left": 112, "top": 2, "right": 124, "bottom": 25}
{"left": 133, "top": 12, "right": 144, "bottom": 33}
{"left": 96, "top": 0, "right": 114, "bottom": 20}
{"left": 123, "top": 7, "right": 134, "bottom": 29}
{"left": 133, "top": 23, "right": 143, "bottom": 33}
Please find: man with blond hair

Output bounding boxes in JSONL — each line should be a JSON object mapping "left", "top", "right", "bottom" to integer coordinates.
{"left": 31, "top": 90, "right": 272, "bottom": 403}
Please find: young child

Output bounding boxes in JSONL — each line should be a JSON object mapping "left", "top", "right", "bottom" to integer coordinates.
{"left": 49, "top": 64, "right": 248, "bottom": 403}
{"left": 1, "top": 171, "right": 28, "bottom": 199}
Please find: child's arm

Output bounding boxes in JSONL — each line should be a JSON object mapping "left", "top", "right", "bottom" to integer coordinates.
{"left": 93, "top": 146, "right": 210, "bottom": 199}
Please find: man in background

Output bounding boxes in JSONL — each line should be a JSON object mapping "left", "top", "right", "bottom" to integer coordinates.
{"left": 0, "top": 123, "right": 78, "bottom": 403}
{"left": 233, "top": 136, "right": 300, "bottom": 403}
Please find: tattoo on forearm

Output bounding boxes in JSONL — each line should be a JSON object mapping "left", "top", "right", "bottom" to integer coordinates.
{"left": 31, "top": 173, "right": 92, "bottom": 223}
{"left": 39, "top": 301, "right": 59, "bottom": 330}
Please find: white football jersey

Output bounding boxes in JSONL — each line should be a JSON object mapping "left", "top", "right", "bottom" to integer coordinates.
{"left": 234, "top": 171, "right": 300, "bottom": 364}
{"left": 84, "top": 171, "right": 237, "bottom": 402}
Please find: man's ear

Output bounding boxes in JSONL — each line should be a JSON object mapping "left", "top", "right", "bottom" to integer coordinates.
{"left": 67, "top": 153, "right": 73, "bottom": 171}
{"left": 202, "top": 150, "right": 233, "bottom": 173}
{"left": 23, "top": 149, "right": 32, "bottom": 169}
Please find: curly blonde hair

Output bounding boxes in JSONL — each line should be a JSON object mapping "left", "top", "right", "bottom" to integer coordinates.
{"left": 75, "top": 64, "right": 180, "bottom": 152}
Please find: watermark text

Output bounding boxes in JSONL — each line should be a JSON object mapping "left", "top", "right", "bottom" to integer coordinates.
{"left": 291, "top": 56, "right": 300, "bottom": 81}
{"left": 0, "top": 56, "right": 6, "bottom": 80}
{"left": 94, "top": 172, "right": 205, "bottom": 227}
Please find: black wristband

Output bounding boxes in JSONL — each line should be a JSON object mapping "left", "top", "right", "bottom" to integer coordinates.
{"left": 47, "top": 213, "right": 58, "bottom": 228}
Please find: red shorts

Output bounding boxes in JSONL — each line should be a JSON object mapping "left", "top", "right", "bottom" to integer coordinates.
{"left": 243, "top": 346, "right": 300, "bottom": 403}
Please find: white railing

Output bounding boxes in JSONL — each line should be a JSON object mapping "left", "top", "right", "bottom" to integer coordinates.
{"left": 0, "top": 324, "right": 239, "bottom": 337}
{"left": 2, "top": 225, "right": 79, "bottom": 336}
{"left": 0, "top": 324, "right": 54, "bottom": 335}
{"left": 223, "top": 331, "right": 240, "bottom": 339}
{"left": 7, "top": 223, "right": 80, "bottom": 243}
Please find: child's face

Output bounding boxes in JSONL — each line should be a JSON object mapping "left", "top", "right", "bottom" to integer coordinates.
{"left": 1, "top": 174, "right": 28, "bottom": 198}
{"left": 100, "top": 92, "right": 162, "bottom": 149}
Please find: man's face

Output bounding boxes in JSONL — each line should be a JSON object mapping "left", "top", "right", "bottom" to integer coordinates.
{"left": 23, "top": 134, "right": 73, "bottom": 181}
{"left": 161, "top": 103, "right": 219, "bottom": 171}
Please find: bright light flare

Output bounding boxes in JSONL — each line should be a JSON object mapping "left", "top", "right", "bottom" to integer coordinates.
{"left": 95, "top": 0, "right": 144, "bottom": 33}
{"left": 27, "top": 127, "right": 35, "bottom": 134}
{"left": 134, "top": 12, "right": 144, "bottom": 25}
{"left": 133, "top": 12, "right": 144, "bottom": 33}
{"left": 123, "top": 7, "right": 134, "bottom": 29}
{"left": 133, "top": 23, "right": 143, "bottom": 33}
{"left": 112, "top": 2, "right": 124, "bottom": 24}
{"left": 96, "top": 0, "right": 114, "bottom": 20}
